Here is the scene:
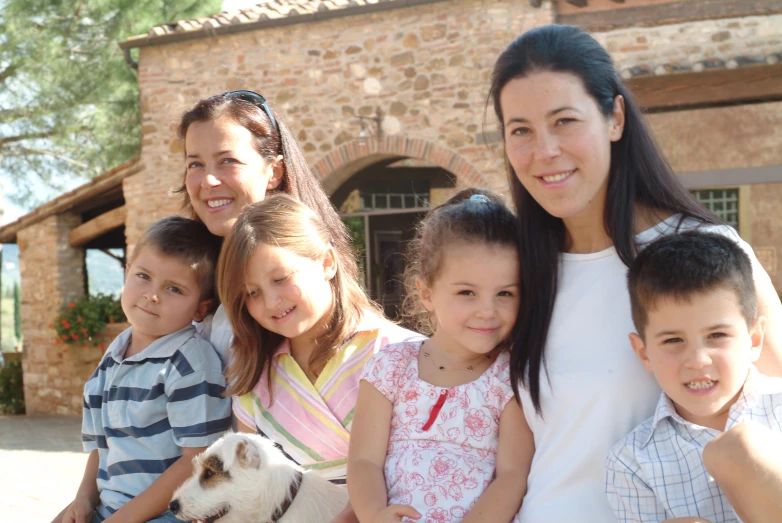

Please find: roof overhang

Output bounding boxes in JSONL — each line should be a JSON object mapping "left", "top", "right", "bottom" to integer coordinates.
{"left": 120, "top": 0, "right": 454, "bottom": 50}
{"left": 0, "top": 157, "right": 142, "bottom": 244}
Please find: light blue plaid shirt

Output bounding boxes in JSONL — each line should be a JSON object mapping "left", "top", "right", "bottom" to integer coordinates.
{"left": 605, "top": 366, "right": 782, "bottom": 523}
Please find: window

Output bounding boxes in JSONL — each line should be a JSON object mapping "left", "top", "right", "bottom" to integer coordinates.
{"left": 362, "top": 192, "right": 429, "bottom": 210}
{"left": 690, "top": 188, "right": 739, "bottom": 229}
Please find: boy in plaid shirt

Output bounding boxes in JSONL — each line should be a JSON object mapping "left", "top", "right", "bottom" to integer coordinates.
{"left": 606, "top": 231, "right": 782, "bottom": 523}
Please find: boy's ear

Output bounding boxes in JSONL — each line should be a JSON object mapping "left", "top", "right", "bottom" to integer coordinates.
{"left": 416, "top": 278, "right": 434, "bottom": 312}
{"left": 749, "top": 315, "right": 766, "bottom": 363}
{"left": 629, "top": 332, "right": 654, "bottom": 373}
{"left": 322, "top": 246, "right": 338, "bottom": 281}
{"left": 192, "top": 299, "right": 213, "bottom": 322}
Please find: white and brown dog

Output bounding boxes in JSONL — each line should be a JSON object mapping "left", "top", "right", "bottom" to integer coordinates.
{"left": 169, "top": 432, "right": 348, "bottom": 523}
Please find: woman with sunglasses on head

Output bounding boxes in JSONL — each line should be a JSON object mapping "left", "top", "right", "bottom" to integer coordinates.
{"left": 177, "top": 92, "right": 417, "bottom": 523}
{"left": 177, "top": 91, "right": 354, "bottom": 355}
{"left": 489, "top": 25, "right": 782, "bottom": 522}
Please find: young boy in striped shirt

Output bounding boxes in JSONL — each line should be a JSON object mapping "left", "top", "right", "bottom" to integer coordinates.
{"left": 55, "top": 217, "right": 231, "bottom": 523}
{"left": 606, "top": 231, "right": 782, "bottom": 523}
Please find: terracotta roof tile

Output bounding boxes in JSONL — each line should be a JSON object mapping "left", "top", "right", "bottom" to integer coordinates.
{"left": 121, "top": 0, "right": 416, "bottom": 48}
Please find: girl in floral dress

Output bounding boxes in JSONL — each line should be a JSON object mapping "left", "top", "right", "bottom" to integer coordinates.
{"left": 348, "top": 189, "right": 534, "bottom": 523}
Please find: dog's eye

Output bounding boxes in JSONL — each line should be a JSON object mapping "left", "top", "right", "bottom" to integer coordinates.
{"left": 203, "top": 469, "right": 214, "bottom": 480}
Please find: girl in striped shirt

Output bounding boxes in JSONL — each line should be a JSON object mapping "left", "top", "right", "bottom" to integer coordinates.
{"left": 216, "top": 194, "right": 420, "bottom": 491}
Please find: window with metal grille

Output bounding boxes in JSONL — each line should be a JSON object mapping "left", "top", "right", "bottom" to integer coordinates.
{"left": 361, "top": 192, "right": 429, "bottom": 210}
{"left": 690, "top": 188, "right": 739, "bottom": 229}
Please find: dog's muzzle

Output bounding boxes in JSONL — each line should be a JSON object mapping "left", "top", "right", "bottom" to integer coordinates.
{"left": 169, "top": 499, "right": 229, "bottom": 523}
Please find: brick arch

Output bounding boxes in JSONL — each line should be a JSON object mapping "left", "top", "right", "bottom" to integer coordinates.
{"left": 312, "top": 137, "right": 489, "bottom": 196}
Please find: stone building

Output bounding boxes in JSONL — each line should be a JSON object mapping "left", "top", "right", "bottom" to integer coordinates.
{"left": 1, "top": 0, "right": 781, "bottom": 414}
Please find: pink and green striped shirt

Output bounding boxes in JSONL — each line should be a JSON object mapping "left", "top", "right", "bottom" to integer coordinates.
{"left": 232, "top": 313, "right": 421, "bottom": 482}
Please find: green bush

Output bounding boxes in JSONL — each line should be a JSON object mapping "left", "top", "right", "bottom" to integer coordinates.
{"left": 54, "top": 293, "right": 126, "bottom": 346}
{"left": 0, "top": 359, "right": 25, "bottom": 414}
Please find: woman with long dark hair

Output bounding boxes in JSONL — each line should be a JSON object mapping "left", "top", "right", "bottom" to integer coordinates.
{"left": 489, "top": 25, "right": 782, "bottom": 521}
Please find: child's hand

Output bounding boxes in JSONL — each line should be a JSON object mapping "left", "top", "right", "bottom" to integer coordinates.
{"left": 61, "top": 497, "right": 95, "bottom": 523}
{"left": 373, "top": 504, "right": 421, "bottom": 522}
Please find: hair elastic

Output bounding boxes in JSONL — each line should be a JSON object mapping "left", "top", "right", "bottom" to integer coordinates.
{"left": 469, "top": 194, "right": 490, "bottom": 203}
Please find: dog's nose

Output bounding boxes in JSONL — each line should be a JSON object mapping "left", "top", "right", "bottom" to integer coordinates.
{"left": 169, "top": 499, "right": 181, "bottom": 514}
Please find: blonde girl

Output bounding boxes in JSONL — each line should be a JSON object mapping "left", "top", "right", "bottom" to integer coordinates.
{"left": 348, "top": 189, "right": 534, "bottom": 523}
{"left": 217, "top": 194, "right": 420, "bottom": 489}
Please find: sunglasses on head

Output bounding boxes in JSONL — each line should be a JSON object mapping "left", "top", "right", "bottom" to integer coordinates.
{"left": 223, "top": 90, "right": 279, "bottom": 135}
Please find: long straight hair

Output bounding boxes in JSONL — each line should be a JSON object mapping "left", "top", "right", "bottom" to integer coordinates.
{"left": 489, "top": 25, "right": 718, "bottom": 413}
{"left": 218, "top": 194, "right": 378, "bottom": 398}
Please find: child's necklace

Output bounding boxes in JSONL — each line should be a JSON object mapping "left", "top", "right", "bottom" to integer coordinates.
{"left": 422, "top": 349, "right": 492, "bottom": 371}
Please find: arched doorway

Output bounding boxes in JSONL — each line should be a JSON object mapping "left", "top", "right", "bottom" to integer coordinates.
{"left": 317, "top": 138, "right": 484, "bottom": 319}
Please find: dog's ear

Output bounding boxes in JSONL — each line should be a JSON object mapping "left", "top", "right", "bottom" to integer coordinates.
{"left": 236, "top": 439, "right": 261, "bottom": 469}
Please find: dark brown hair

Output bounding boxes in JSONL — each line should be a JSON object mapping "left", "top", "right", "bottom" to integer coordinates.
{"left": 218, "top": 194, "right": 378, "bottom": 397}
{"left": 628, "top": 230, "right": 757, "bottom": 339}
{"left": 489, "top": 25, "right": 718, "bottom": 413}
{"left": 403, "top": 188, "right": 519, "bottom": 335}
{"left": 130, "top": 216, "right": 221, "bottom": 304}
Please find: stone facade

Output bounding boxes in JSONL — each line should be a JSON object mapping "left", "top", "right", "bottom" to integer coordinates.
{"left": 127, "top": 0, "right": 554, "bottom": 249}
{"left": 595, "top": 14, "right": 782, "bottom": 75}
{"left": 129, "top": 1, "right": 782, "bottom": 276}
{"left": 12, "top": 2, "right": 782, "bottom": 413}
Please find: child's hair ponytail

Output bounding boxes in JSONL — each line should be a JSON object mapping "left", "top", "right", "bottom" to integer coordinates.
{"left": 402, "top": 188, "right": 519, "bottom": 335}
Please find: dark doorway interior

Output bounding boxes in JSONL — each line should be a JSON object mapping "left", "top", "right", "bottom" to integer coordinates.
{"left": 334, "top": 159, "right": 456, "bottom": 320}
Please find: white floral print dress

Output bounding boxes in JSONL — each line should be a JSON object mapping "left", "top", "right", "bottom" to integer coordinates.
{"left": 361, "top": 340, "right": 515, "bottom": 523}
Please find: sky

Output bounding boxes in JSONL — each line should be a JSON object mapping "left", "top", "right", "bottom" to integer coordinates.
{"left": 0, "top": 1, "right": 250, "bottom": 227}
{"left": 2, "top": 199, "right": 24, "bottom": 226}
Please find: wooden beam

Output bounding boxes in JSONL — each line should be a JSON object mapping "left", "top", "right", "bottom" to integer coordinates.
{"left": 558, "top": 0, "right": 782, "bottom": 32}
{"left": 69, "top": 206, "right": 127, "bottom": 248}
{"left": 627, "top": 63, "right": 782, "bottom": 111}
{"left": 0, "top": 157, "right": 140, "bottom": 244}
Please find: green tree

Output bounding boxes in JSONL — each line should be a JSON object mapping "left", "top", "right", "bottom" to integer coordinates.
{"left": 13, "top": 281, "right": 21, "bottom": 343}
{"left": 0, "top": 0, "right": 220, "bottom": 206}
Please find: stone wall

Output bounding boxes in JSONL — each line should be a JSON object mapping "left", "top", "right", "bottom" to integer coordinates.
{"left": 128, "top": 0, "right": 554, "bottom": 248}
{"left": 18, "top": 213, "right": 84, "bottom": 415}
{"left": 594, "top": 14, "right": 782, "bottom": 75}
{"left": 128, "top": 1, "right": 782, "bottom": 283}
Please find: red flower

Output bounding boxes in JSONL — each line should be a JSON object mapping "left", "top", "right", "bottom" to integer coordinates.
{"left": 464, "top": 408, "right": 492, "bottom": 439}
{"left": 81, "top": 327, "right": 87, "bottom": 334}
{"left": 68, "top": 302, "right": 75, "bottom": 309}
{"left": 98, "top": 343, "right": 106, "bottom": 350}
{"left": 77, "top": 316, "right": 83, "bottom": 323}
{"left": 61, "top": 334, "right": 68, "bottom": 341}
{"left": 71, "top": 333, "right": 79, "bottom": 341}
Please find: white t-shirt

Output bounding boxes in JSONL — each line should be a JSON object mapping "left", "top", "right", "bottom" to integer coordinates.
{"left": 516, "top": 215, "right": 771, "bottom": 523}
